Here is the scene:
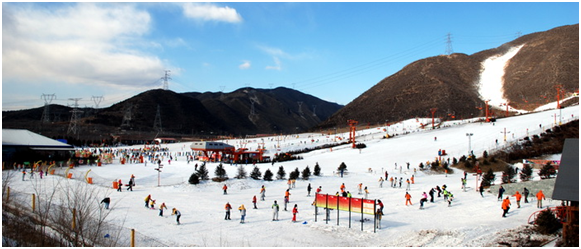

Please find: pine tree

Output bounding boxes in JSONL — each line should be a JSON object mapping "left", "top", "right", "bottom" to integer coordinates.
{"left": 535, "top": 208, "right": 562, "bottom": 234}
{"left": 188, "top": 172, "right": 200, "bottom": 184}
{"left": 301, "top": 166, "right": 311, "bottom": 180}
{"left": 539, "top": 163, "right": 556, "bottom": 179}
{"left": 215, "top": 163, "right": 227, "bottom": 180}
{"left": 313, "top": 163, "right": 321, "bottom": 176}
{"left": 263, "top": 169, "right": 274, "bottom": 181}
{"left": 235, "top": 165, "right": 247, "bottom": 179}
{"left": 250, "top": 166, "right": 262, "bottom": 180}
{"left": 520, "top": 164, "right": 533, "bottom": 181}
{"left": 276, "top": 166, "right": 286, "bottom": 180}
{"left": 289, "top": 167, "right": 300, "bottom": 180}
{"left": 482, "top": 150, "right": 488, "bottom": 158}
{"left": 481, "top": 168, "right": 496, "bottom": 187}
{"left": 502, "top": 165, "right": 515, "bottom": 183}
{"left": 196, "top": 163, "right": 209, "bottom": 180}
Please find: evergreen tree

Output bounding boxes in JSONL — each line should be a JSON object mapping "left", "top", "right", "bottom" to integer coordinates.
{"left": 188, "top": 172, "right": 200, "bottom": 185}
{"left": 301, "top": 166, "right": 311, "bottom": 180}
{"left": 452, "top": 157, "right": 458, "bottom": 165}
{"left": 520, "top": 164, "right": 533, "bottom": 181}
{"left": 539, "top": 163, "right": 556, "bottom": 179}
{"left": 276, "top": 166, "right": 286, "bottom": 180}
{"left": 196, "top": 163, "right": 209, "bottom": 180}
{"left": 535, "top": 208, "right": 562, "bottom": 234}
{"left": 502, "top": 165, "right": 515, "bottom": 183}
{"left": 418, "top": 162, "right": 424, "bottom": 169}
{"left": 250, "top": 166, "right": 262, "bottom": 180}
{"left": 235, "top": 165, "right": 247, "bottom": 179}
{"left": 214, "top": 163, "right": 227, "bottom": 180}
{"left": 289, "top": 167, "right": 300, "bottom": 180}
{"left": 313, "top": 163, "right": 321, "bottom": 176}
{"left": 482, "top": 150, "right": 488, "bottom": 158}
{"left": 481, "top": 168, "right": 496, "bottom": 187}
{"left": 263, "top": 169, "right": 274, "bottom": 181}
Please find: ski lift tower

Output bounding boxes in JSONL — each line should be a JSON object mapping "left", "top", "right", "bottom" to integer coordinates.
{"left": 347, "top": 119, "right": 358, "bottom": 148}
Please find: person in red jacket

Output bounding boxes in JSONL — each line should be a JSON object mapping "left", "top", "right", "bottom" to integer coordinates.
{"left": 405, "top": 192, "right": 412, "bottom": 206}
{"left": 252, "top": 195, "right": 257, "bottom": 209}
{"left": 536, "top": 190, "right": 546, "bottom": 208}
{"left": 223, "top": 184, "right": 228, "bottom": 195}
{"left": 292, "top": 204, "right": 299, "bottom": 222}
{"left": 224, "top": 202, "right": 232, "bottom": 220}
{"left": 512, "top": 191, "right": 522, "bottom": 208}
{"left": 501, "top": 197, "right": 511, "bottom": 217}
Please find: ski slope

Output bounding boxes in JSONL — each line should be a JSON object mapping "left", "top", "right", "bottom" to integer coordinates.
{"left": 5, "top": 105, "right": 578, "bottom": 247}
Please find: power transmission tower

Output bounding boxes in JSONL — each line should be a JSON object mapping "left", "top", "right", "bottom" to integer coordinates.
{"left": 297, "top": 101, "right": 304, "bottom": 117}
{"left": 67, "top": 98, "right": 83, "bottom": 135}
{"left": 120, "top": 103, "right": 133, "bottom": 129}
{"left": 154, "top": 105, "right": 163, "bottom": 132}
{"left": 248, "top": 91, "right": 259, "bottom": 122}
{"left": 312, "top": 105, "right": 317, "bottom": 117}
{"left": 161, "top": 70, "right": 171, "bottom": 90}
{"left": 40, "top": 93, "right": 56, "bottom": 123}
{"left": 91, "top": 95, "right": 104, "bottom": 108}
{"left": 445, "top": 33, "right": 453, "bottom": 55}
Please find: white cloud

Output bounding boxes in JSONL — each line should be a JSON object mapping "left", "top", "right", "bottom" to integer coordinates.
{"left": 181, "top": 3, "right": 242, "bottom": 23}
{"left": 265, "top": 57, "right": 282, "bottom": 71}
{"left": 2, "top": 3, "right": 168, "bottom": 89}
{"left": 239, "top": 60, "right": 251, "bottom": 70}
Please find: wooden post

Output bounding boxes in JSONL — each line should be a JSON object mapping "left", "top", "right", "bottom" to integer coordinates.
{"left": 6, "top": 186, "right": 10, "bottom": 203}
{"left": 72, "top": 208, "right": 76, "bottom": 230}
{"left": 131, "top": 229, "right": 135, "bottom": 247}
{"left": 32, "top": 193, "right": 36, "bottom": 212}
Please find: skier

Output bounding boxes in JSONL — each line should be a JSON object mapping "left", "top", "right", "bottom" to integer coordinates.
{"left": 512, "top": 191, "right": 522, "bottom": 208}
{"left": 358, "top": 183, "right": 363, "bottom": 194}
{"left": 285, "top": 189, "right": 291, "bottom": 202}
{"left": 144, "top": 194, "right": 151, "bottom": 208}
{"left": 252, "top": 195, "right": 257, "bottom": 209}
{"left": 149, "top": 199, "right": 156, "bottom": 209}
{"left": 398, "top": 178, "right": 402, "bottom": 188}
{"left": 364, "top": 187, "right": 369, "bottom": 199}
{"left": 420, "top": 192, "right": 428, "bottom": 209}
{"left": 442, "top": 189, "right": 449, "bottom": 202}
{"left": 536, "top": 190, "right": 546, "bottom": 208}
{"left": 436, "top": 186, "right": 442, "bottom": 197}
{"left": 307, "top": 183, "right": 312, "bottom": 196}
{"left": 284, "top": 195, "right": 289, "bottom": 211}
{"left": 385, "top": 171, "right": 388, "bottom": 180}
{"left": 117, "top": 179, "right": 122, "bottom": 192}
{"left": 239, "top": 204, "right": 247, "bottom": 223}
{"left": 101, "top": 197, "right": 111, "bottom": 209}
{"left": 377, "top": 199, "right": 384, "bottom": 213}
{"left": 159, "top": 202, "right": 167, "bottom": 217}
{"left": 260, "top": 185, "right": 266, "bottom": 201}
{"left": 316, "top": 186, "right": 322, "bottom": 195}
{"left": 292, "top": 204, "right": 299, "bottom": 222}
{"left": 461, "top": 178, "right": 467, "bottom": 192}
{"left": 272, "top": 200, "right": 280, "bottom": 221}
{"left": 497, "top": 185, "right": 505, "bottom": 201}
{"left": 225, "top": 202, "right": 232, "bottom": 220}
{"left": 389, "top": 177, "right": 394, "bottom": 188}
{"left": 523, "top": 187, "right": 530, "bottom": 203}
{"left": 411, "top": 175, "right": 415, "bottom": 184}
{"left": 127, "top": 177, "right": 134, "bottom": 191}
{"left": 340, "top": 183, "right": 345, "bottom": 192}
{"left": 22, "top": 170, "right": 26, "bottom": 181}
{"left": 501, "top": 197, "right": 511, "bottom": 217}
{"left": 406, "top": 179, "right": 411, "bottom": 191}
{"left": 378, "top": 177, "right": 384, "bottom": 188}
{"left": 479, "top": 184, "right": 484, "bottom": 197}
{"left": 447, "top": 192, "right": 454, "bottom": 207}
{"left": 291, "top": 179, "right": 296, "bottom": 188}
{"left": 429, "top": 188, "right": 435, "bottom": 203}
{"left": 375, "top": 208, "right": 383, "bottom": 229}
{"left": 405, "top": 192, "right": 412, "bottom": 206}
{"left": 171, "top": 208, "right": 181, "bottom": 225}
{"left": 223, "top": 184, "right": 228, "bottom": 195}
{"left": 287, "top": 179, "right": 292, "bottom": 189}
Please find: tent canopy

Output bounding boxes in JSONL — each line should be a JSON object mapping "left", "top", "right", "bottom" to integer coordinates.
{"left": 2, "top": 129, "right": 74, "bottom": 149}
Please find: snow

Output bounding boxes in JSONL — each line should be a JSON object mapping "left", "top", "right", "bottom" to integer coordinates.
{"left": 4, "top": 45, "right": 579, "bottom": 247}
{"left": 478, "top": 45, "right": 524, "bottom": 112}
{"left": 6, "top": 105, "right": 578, "bottom": 247}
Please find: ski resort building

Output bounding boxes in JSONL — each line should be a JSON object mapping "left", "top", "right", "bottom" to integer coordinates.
{"left": 189, "top": 141, "right": 268, "bottom": 163}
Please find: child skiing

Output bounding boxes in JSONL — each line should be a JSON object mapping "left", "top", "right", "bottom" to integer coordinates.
{"left": 307, "top": 183, "right": 312, "bottom": 196}
{"left": 420, "top": 192, "right": 428, "bottom": 209}
{"left": 272, "top": 200, "right": 280, "bottom": 221}
{"left": 101, "top": 197, "right": 111, "bottom": 209}
{"left": 171, "top": 208, "right": 181, "bottom": 225}
{"left": 223, "top": 184, "right": 228, "bottom": 195}
{"left": 159, "top": 202, "right": 167, "bottom": 216}
{"left": 292, "top": 204, "right": 299, "bottom": 222}
{"left": 225, "top": 202, "right": 232, "bottom": 220}
{"left": 117, "top": 179, "right": 122, "bottom": 192}
{"left": 260, "top": 185, "right": 266, "bottom": 201}
{"left": 149, "top": 199, "right": 156, "bottom": 209}
{"left": 252, "top": 195, "right": 257, "bottom": 209}
{"left": 144, "top": 194, "right": 151, "bottom": 208}
{"left": 239, "top": 204, "right": 246, "bottom": 223}
{"left": 405, "top": 192, "right": 412, "bottom": 206}
{"left": 364, "top": 187, "right": 369, "bottom": 199}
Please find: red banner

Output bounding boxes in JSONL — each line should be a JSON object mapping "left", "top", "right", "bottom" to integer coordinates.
{"left": 315, "top": 194, "right": 374, "bottom": 214}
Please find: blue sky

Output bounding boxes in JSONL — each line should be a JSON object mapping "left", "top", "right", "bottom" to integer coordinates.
{"left": 2, "top": 2, "right": 579, "bottom": 111}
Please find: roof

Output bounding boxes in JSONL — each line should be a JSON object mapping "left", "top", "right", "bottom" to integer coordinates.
{"left": 190, "top": 141, "right": 234, "bottom": 151}
{"left": 551, "top": 138, "right": 579, "bottom": 202}
{"left": 2, "top": 129, "right": 74, "bottom": 149}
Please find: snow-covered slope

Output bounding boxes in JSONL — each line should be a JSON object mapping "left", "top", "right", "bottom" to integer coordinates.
{"left": 5, "top": 105, "right": 578, "bottom": 247}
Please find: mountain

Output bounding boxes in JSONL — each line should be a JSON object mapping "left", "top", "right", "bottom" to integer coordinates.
{"left": 1, "top": 87, "right": 343, "bottom": 143}
{"left": 316, "top": 24, "right": 579, "bottom": 130}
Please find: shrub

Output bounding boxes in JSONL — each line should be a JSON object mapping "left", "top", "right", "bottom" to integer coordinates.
{"left": 196, "top": 163, "right": 209, "bottom": 180}
{"left": 538, "top": 163, "right": 556, "bottom": 179}
{"left": 276, "top": 166, "right": 286, "bottom": 180}
{"left": 263, "top": 169, "right": 273, "bottom": 181}
{"left": 463, "top": 160, "right": 472, "bottom": 169}
{"left": 214, "top": 163, "right": 227, "bottom": 180}
{"left": 188, "top": 172, "right": 200, "bottom": 184}
{"left": 481, "top": 168, "right": 496, "bottom": 187}
{"left": 289, "top": 167, "right": 300, "bottom": 180}
{"left": 418, "top": 162, "right": 424, "bottom": 169}
{"left": 483, "top": 150, "right": 488, "bottom": 158}
{"left": 355, "top": 143, "right": 366, "bottom": 149}
{"left": 302, "top": 166, "right": 311, "bottom": 180}
{"left": 313, "top": 163, "right": 321, "bottom": 176}
{"left": 535, "top": 209, "right": 562, "bottom": 234}
{"left": 250, "top": 166, "right": 262, "bottom": 180}
{"left": 502, "top": 165, "right": 515, "bottom": 183}
{"left": 452, "top": 157, "right": 458, "bottom": 165}
{"left": 520, "top": 164, "right": 533, "bottom": 181}
{"left": 235, "top": 165, "right": 247, "bottom": 179}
